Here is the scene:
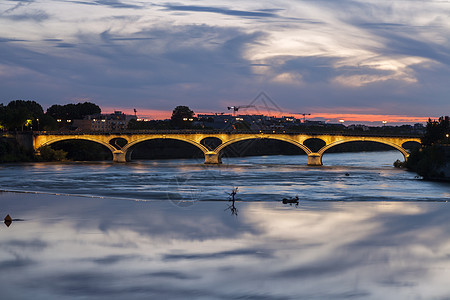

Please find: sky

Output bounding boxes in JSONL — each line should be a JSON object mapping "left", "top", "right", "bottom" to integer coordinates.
{"left": 1, "top": 0, "right": 450, "bottom": 125}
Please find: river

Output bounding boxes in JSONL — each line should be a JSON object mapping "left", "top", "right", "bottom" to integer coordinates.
{"left": 1, "top": 151, "right": 450, "bottom": 299}
{"left": 0, "top": 151, "right": 448, "bottom": 202}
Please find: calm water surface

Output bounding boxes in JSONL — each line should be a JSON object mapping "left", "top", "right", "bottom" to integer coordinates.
{"left": 1, "top": 151, "right": 450, "bottom": 299}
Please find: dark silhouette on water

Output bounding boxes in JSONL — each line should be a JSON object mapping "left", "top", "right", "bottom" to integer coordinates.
{"left": 225, "top": 187, "right": 239, "bottom": 216}
{"left": 4, "top": 214, "right": 12, "bottom": 227}
{"left": 4, "top": 214, "right": 25, "bottom": 227}
{"left": 282, "top": 196, "right": 299, "bottom": 206}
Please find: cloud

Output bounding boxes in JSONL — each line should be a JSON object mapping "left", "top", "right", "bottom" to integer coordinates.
{"left": 163, "top": 248, "right": 272, "bottom": 261}
{"left": 1, "top": 10, "right": 49, "bottom": 22}
{"left": 91, "top": 254, "right": 140, "bottom": 265}
{"left": 0, "top": 37, "right": 28, "bottom": 42}
{"left": 54, "top": 42, "right": 77, "bottom": 48}
{"left": 3, "top": 0, "right": 35, "bottom": 14}
{"left": 0, "top": 22, "right": 267, "bottom": 110}
{"left": 143, "top": 271, "right": 201, "bottom": 280}
{"left": 1, "top": 0, "right": 450, "bottom": 119}
{"left": 0, "top": 257, "right": 35, "bottom": 269}
{"left": 163, "top": 4, "right": 281, "bottom": 18}
{"left": 67, "top": 0, "right": 143, "bottom": 9}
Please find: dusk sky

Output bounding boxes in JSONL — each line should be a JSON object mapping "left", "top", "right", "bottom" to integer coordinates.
{"left": 1, "top": 0, "right": 450, "bottom": 124}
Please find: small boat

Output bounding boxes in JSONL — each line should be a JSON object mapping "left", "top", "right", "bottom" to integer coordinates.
{"left": 282, "top": 196, "right": 299, "bottom": 205}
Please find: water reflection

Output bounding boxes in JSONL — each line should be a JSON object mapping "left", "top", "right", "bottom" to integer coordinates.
{"left": 1, "top": 192, "right": 450, "bottom": 299}
{"left": 225, "top": 187, "right": 239, "bottom": 216}
{"left": 4, "top": 214, "right": 12, "bottom": 227}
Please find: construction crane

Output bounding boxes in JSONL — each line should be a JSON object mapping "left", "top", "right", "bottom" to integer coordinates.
{"left": 227, "top": 105, "right": 255, "bottom": 115}
{"left": 294, "top": 113, "right": 311, "bottom": 123}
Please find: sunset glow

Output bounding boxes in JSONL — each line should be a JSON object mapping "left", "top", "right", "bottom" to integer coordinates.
{"left": 103, "top": 107, "right": 430, "bottom": 125}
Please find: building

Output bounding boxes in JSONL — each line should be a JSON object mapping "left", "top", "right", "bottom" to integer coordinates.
{"left": 197, "top": 113, "right": 301, "bottom": 130}
{"left": 73, "top": 111, "right": 135, "bottom": 131}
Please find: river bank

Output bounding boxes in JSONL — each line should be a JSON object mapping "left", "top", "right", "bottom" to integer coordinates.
{"left": 405, "top": 145, "right": 450, "bottom": 182}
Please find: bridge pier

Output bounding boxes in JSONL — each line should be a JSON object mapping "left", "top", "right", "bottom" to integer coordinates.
{"left": 307, "top": 153, "right": 323, "bottom": 166}
{"left": 204, "top": 152, "right": 222, "bottom": 164}
{"left": 113, "top": 150, "right": 127, "bottom": 163}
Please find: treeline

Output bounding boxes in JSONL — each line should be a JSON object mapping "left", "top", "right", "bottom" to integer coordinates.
{"left": 404, "top": 116, "right": 450, "bottom": 180}
{"left": 0, "top": 100, "right": 101, "bottom": 131}
{"left": 0, "top": 137, "right": 109, "bottom": 163}
{"left": 0, "top": 100, "right": 101, "bottom": 162}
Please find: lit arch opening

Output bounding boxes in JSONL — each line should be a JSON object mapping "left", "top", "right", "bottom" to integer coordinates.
{"left": 201, "top": 137, "right": 222, "bottom": 151}
{"left": 321, "top": 141, "right": 405, "bottom": 166}
{"left": 303, "top": 138, "right": 326, "bottom": 153}
{"left": 127, "top": 138, "right": 205, "bottom": 161}
{"left": 219, "top": 138, "right": 308, "bottom": 160}
{"left": 43, "top": 139, "right": 113, "bottom": 161}
{"left": 109, "top": 137, "right": 128, "bottom": 150}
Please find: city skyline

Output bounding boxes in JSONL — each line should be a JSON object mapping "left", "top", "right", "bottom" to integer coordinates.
{"left": 1, "top": 0, "right": 449, "bottom": 125}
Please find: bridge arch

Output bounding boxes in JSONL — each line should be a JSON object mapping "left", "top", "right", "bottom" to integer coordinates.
{"left": 318, "top": 139, "right": 410, "bottom": 160}
{"left": 120, "top": 136, "right": 209, "bottom": 162}
{"left": 109, "top": 137, "right": 128, "bottom": 150}
{"left": 402, "top": 140, "right": 421, "bottom": 151}
{"left": 214, "top": 135, "right": 312, "bottom": 158}
{"left": 37, "top": 137, "right": 117, "bottom": 154}
{"left": 200, "top": 137, "right": 223, "bottom": 151}
{"left": 303, "top": 138, "right": 326, "bottom": 153}
{"left": 123, "top": 137, "right": 208, "bottom": 154}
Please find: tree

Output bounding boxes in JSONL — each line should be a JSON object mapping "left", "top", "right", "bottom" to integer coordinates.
{"left": 46, "top": 102, "right": 101, "bottom": 120}
{"left": 170, "top": 106, "right": 194, "bottom": 129}
{"left": 422, "top": 116, "right": 450, "bottom": 146}
{"left": 1, "top": 100, "right": 44, "bottom": 131}
{"left": 405, "top": 116, "right": 450, "bottom": 179}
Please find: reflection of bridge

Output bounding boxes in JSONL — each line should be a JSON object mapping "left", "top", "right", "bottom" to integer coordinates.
{"left": 32, "top": 131, "right": 421, "bottom": 165}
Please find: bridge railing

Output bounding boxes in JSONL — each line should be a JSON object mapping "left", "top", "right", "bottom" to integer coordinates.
{"left": 27, "top": 129, "right": 423, "bottom": 138}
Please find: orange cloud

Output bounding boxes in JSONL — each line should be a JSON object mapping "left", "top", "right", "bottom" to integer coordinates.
{"left": 103, "top": 106, "right": 432, "bottom": 125}
{"left": 307, "top": 113, "right": 431, "bottom": 125}
{"left": 102, "top": 107, "right": 172, "bottom": 120}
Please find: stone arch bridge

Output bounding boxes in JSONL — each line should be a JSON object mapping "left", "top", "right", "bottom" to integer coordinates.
{"left": 32, "top": 131, "right": 421, "bottom": 166}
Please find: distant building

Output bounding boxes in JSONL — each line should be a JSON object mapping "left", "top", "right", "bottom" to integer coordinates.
{"left": 413, "top": 123, "right": 425, "bottom": 134}
{"left": 348, "top": 124, "right": 370, "bottom": 131}
{"left": 303, "top": 120, "right": 326, "bottom": 127}
{"left": 72, "top": 111, "right": 135, "bottom": 131}
{"left": 197, "top": 113, "right": 300, "bottom": 130}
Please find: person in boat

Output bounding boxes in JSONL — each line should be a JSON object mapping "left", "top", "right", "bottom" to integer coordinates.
{"left": 282, "top": 196, "right": 299, "bottom": 205}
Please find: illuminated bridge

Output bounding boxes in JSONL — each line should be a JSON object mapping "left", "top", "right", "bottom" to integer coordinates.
{"left": 31, "top": 130, "right": 422, "bottom": 166}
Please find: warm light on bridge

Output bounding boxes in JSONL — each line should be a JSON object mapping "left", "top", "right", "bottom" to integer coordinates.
{"left": 32, "top": 131, "right": 421, "bottom": 165}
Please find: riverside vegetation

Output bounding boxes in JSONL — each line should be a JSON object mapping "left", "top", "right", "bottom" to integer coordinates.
{"left": 401, "top": 116, "right": 450, "bottom": 181}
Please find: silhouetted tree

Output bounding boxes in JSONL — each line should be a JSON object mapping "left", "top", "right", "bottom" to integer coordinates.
{"left": 422, "top": 116, "right": 450, "bottom": 146}
{"left": 171, "top": 106, "right": 194, "bottom": 129}
{"left": 46, "top": 102, "right": 101, "bottom": 120}
{"left": 405, "top": 116, "right": 450, "bottom": 179}
{"left": 0, "top": 100, "right": 44, "bottom": 131}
